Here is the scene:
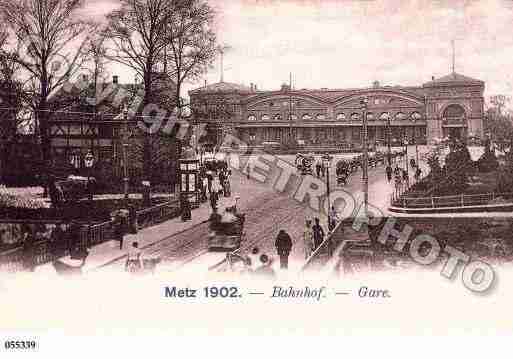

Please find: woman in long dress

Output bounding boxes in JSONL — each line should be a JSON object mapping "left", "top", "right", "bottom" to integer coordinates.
{"left": 125, "top": 241, "right": 143, "bottom": 273}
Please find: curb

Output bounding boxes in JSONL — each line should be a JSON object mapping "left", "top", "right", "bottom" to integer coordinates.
{"left": 91, "top": 219, "right": 210, "bottom": 270}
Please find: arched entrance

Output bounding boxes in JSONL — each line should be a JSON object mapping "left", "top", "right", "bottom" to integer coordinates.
{"left": 442, "top": 104, "right": 467, "bottom": 140}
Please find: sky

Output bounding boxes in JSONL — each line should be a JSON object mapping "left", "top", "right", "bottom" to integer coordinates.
{"left": 81, "top": 0, "right": 513, "bottom": 103}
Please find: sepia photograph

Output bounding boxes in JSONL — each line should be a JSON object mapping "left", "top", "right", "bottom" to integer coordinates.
{"left": 0, "top": 0, "right": 512, "bottom": 356}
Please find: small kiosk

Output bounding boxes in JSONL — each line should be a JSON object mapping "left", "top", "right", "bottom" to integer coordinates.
{"left": 179, "top": 149, "right": 200, "bottom": 209}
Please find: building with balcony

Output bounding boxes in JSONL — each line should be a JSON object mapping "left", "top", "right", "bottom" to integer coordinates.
{"left": 189, "top": 72, "right": 485, "bottom": 148}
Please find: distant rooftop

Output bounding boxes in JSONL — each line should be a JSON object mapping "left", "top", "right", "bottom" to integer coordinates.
{"left": 189, "top": 81, "right": 253, "bottom": 94}
{"left": 423, "top": 72, "right": 484, "bottom": 86}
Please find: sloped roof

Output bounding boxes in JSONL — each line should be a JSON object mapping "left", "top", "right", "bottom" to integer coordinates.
{"left": 189, "top": 81, "right": 252, "bottom": 94}
{"left": 423, "top": 72, "right": 484, "bottom": 87}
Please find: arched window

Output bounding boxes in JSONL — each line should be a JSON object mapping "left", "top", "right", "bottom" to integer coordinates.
{"left": 302, "top": 113, "right": 312, "bottom": 121}
{"left": 395, "top": 112, "right": 406, "bottom": 121}
{"left": 410, "top": 112, "right": 422, "bottom": 121}
{"left": 316, "top": 114, "right": 326, "bottom": 120}
{"left": 367, "top": 112, "right": 374, "bottom": 120}
{"left": 336, "top": 113, "right": 346, "bottom": 121}
{"left": 262, "top": 114, "right": 270, "bottom": 121}
{"left": 443, "top": 104, "right": 465, "bottom": 119}
{"left": 288, "top": 114, "right": 298, "bottom": 121}
{"left": 247, "top": 115, "right": 256, "bottom": 121}
{"left": 273, "top": 114, "right": 282, "bottom": 120}
{"left": 379, "top": 112, "right": 390, "bottom": 121}
{"left": 351, "top": 113, "right": 360, "bottom": 121}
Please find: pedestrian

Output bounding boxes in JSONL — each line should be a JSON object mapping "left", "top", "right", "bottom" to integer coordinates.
{"left": 386, "top": 165, "right": 393, "bottom": 183}
{"left": 394, "top": 173, "right": 403, "bottom": 195}
{"left": 315, "top": 159, "right": 321, "bottom": 178}
{"left": 210, "top": 188, "right": 219, "bottom": 213}
{"left": 275, "top": 229, "right": 293, "bottom": 269}
{"left": 253, "top": 254, "right": 276, "bottom": 279}
{"left": 206, "top": 170, "right": 213, "bottom": 194}
{"left": 393, "top": 164, "right": 400, "bottom": 177}
{"left": 312, "top": 217, "right": 325, "bottom": 250}
{"left": 402, "top": 169, "right": 410, "bottom": 189}
{"left": 113, "top": 213, "right": 126, "bottom": 250}
{"left": 328, "top": 205, "right": 339, "bottom": 232}
{"left": 125, "top": 241, "right": 143, "bottom": 273}
{"left": 415, "top": 167, "right": 422, "bottom": 182}
{"left": 181, "top": 195, "right": 191, "bottom": 221}
{"left": 303, "top": 220, "right": 315, "bottom": 259}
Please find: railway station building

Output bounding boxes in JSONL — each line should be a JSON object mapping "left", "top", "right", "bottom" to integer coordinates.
{"left": 189, "top": 72, "right": 485, "bottom": 148}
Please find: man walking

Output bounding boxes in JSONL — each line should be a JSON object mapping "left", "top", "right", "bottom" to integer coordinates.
{"left": 275, "top": 229, "right": 293, "bottom": 269}
{"left": 303, "top": 220, "right": 314, "bottom": 259}
{"left": 315, "top": 157, "right": 322, "bottom": 178}
{"left": 328, "top": 206, "right": 339, "bottom": 233}
{"left": 386, "top": 165, "right": 393, "bottom": 183}
{"left": 210, "top": 189, "right": 219, "bottom": 213}
{"left": 312, "top": 217, "right": 325, "bottom": 250}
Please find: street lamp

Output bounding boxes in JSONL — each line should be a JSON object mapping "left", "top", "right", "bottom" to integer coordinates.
{"left": 322, "top": 153, "right": 332, "bottom": 213}
{"left": 122, "top": 106, "right": 130, "bottom": 200}
{"left": 84, "top": 151, "right": 94, "bottom": 202}
{"left": 385, "top": 112, "right": 392, "bottom": 166}
{"left": 404, "top": 138, "right": 409, "bottom": 178}
{"left": 360, "top": 97, "right": 369, "bottom": 216}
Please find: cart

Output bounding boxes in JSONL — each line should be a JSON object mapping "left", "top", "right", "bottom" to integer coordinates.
{"left": 208, "top": 210, "right": 245, "bottom": 252}
{"left": 335, "top": 160, "right": 350, "bottom": 186}
{"left": 295, "top": 153, "right": 314, "bottom": 175}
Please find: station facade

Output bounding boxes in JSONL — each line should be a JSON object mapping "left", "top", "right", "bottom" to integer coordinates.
{"left": 189, "top": 72, "right": 485, "bottom": 147}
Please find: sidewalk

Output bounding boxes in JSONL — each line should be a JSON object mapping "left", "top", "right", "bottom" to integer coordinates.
{"left": 35, "top": 194, "right": 234, "bottom": 274}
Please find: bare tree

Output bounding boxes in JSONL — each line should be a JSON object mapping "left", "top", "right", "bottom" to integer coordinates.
{"left": 0, "top": 0, "right": 95, "bottom": 174}
{"left": 489, "top": 95, "right": 510, "bottom": 116}
{"left": 105, "top": 0, "right": 174, "bottom": 183}
{"left": 165, "top": 0, "right": 217, "bottom": 117}
{"left": 84, "top": 35, "right": 110, "bottom": 113}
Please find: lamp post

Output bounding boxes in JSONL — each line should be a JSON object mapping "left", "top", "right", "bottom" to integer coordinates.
{"left": 122, "top": 106, "right": 130, "bottom": 200}
{"left": 386, "top": 113, "right": 392, "bottom": 166}
{"left": 84, "top": 151, "right": 94, "bottom": 202}
{"left": 322, "top": 154, "right": 332, "bottom": 211}
{"left": 360, "top": 98, "right": 369, "bottom": 216}
{"left": 415, "top": 137, "right": 419, "bottom": 169}
{"left": 404, "top": 138, "right": 409, "bottom": 178}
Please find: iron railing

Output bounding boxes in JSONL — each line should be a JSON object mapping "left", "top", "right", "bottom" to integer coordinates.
{"left": 0, "top": 199, "right": 181, "bottom": 273}
{"left": 391, "top": 192, "right": 513, "bottom": 209}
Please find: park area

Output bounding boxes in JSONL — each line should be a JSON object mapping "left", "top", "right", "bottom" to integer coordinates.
{"left": 392, "top": 141, "right": 513, "bottom": 209}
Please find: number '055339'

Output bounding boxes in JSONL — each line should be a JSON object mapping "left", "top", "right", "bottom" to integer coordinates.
{"left": 4, "top": 340, "right": 37, "bottom": 350}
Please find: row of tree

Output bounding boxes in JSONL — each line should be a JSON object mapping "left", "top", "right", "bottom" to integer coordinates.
{"left": 0, "top": 0, "right": 218, "bottom": 184}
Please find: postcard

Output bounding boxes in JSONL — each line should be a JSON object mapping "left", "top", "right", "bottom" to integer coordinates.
{"left": 0, "top": 0, "right": 512, "bottom": 357}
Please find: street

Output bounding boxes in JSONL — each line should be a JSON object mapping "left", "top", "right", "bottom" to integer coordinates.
{"left": 104, "top": 149, "right": 425, "bottom": 274}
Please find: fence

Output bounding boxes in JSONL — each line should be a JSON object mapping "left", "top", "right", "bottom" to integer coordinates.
{"left": 391, "top": 192, "right": 513, "bottom": 209}
{"left": 136, "top": 199, "right": 180, "bottom": 229}
{"left": 0, "top": 198, "right": 181, "bottom": 273}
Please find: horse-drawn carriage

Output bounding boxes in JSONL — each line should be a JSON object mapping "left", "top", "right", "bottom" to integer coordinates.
{"left": 335, "top": 160, "right": 350, "bottom": 186}
{"left": 295, "top": 153, "right": 314, "bottom": 175}
{"left": 208, "top": 207, "right": 245, "bottom": 252}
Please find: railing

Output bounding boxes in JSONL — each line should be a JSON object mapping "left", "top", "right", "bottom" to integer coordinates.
{"left": 88, "top": 221, "right": 114, "bottom": 247}
{"left": 136, "top": 199, "right": 180, "bottom": 229}
{"left": 392, "top": 192, "right": 513, "bottom": 209}
{"left": 0, "top": 247, "right": 25, "bottom": 273}
{"left": 0, "top": 198, "right": 181, "bottom": 273}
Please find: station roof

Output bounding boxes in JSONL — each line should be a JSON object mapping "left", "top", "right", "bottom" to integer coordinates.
{"left": 189, "top": 81, "right": 253, "bottom": 94}
{"left": 423, "top": 72, "right": 484, "bottom": 87}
